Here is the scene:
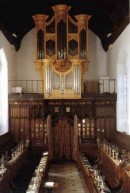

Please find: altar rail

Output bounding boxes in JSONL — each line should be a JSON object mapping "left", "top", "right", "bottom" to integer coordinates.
{"left": 8, "top": 79, "right": 116, "bottom": 94}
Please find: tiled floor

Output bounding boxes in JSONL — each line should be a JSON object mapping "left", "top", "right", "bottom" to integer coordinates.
{"left": 44, "top": 162, "right": 89, "bottom": 193}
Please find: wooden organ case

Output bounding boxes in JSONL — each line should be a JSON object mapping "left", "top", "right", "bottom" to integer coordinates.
{"left": 32, "top": 4, "right": 91, "bottom": 99}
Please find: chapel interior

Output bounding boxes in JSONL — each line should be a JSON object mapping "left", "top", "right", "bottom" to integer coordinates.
{"left": 0, "top": 1, "right": 130, "bottom": 193}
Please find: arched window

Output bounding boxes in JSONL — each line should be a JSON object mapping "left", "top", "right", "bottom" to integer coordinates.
{"left": 0, "top": 48, "right": 8, "bottom": 135}
{"left": 117, "top": 50, "right": 130, "bottom": 134}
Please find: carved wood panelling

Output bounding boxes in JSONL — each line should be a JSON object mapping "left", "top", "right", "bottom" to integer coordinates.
{"left": 73, "top": 115, "right": 79, "bottom": 161}
{"left": 47, "top": 115, "right": 53, "bottom": 160}
{"left": 95, "top": 101, "right": 116, "bottom": 141}
{"left": 115, "top": 131, "right": 130, "bottom": 149}
{"left": 30, "top": 119, "right": 46, "bottom": 146}
{"left": 9, "top": 100, "right": 46, "bottom": 146}
{"left": 122, "top": 167, "right": 130, "bottom": 193}
{"left": 0, "top": 133, "right": 12, "bottom": 156}
{"left": 79, "top": 142, "right": 98, "bottom": 159}
{"left": 9, "top": 94, "right": 117, "bottom": 152}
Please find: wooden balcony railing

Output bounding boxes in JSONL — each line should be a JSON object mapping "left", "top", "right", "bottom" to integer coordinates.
{"left": 83, "top": 79, "right": 116, "bottom": 94}
{"left": 8, "top": 79, "right": 116, "bottom": 95}
{"left": 8, "top": 80, "right": 44, "bottom": 94}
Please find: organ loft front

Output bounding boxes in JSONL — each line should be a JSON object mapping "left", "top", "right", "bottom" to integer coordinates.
{"left": 1, "top": 3, "right": 130, "bottom": 193}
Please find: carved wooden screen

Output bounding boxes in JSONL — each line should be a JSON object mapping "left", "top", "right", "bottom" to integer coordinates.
{"left": 95, "top": 101, "right": 116, "bottom": 141}
{"left": 52, "top": 118, "right": 73, "bottom": 161}
{"left": 10, "top": 103, "right": 30, "bottom": 143}
{"left": 30, "top": 119, "right": 47, "bottom": 147}
{"left": 78, "top": 118, "right": 95, "bottom": 142}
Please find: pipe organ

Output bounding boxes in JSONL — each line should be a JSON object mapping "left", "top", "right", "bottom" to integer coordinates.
{"left": 32, "top": 4, "right": 91, "bottom": 99}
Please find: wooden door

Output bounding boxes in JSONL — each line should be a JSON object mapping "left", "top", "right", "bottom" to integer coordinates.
{"left": 52, "top": 118, "right": 73, "bottom": 161}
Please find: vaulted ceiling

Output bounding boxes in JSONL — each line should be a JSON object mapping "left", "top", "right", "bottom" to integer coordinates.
{"left": 0, "top": 0, "right": 129, "bottom": 51}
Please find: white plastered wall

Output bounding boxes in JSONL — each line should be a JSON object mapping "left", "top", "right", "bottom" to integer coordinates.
{"left": 107, "top": 24, "right": 130, "bottom": 134}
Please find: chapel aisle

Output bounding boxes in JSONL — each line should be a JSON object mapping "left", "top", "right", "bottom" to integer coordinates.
{"left": 45, "top": 162, "right": 89, "bottom": 193}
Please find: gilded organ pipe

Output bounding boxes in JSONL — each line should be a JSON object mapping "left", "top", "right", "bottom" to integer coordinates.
{"left": 33, "top": 4, "right": 91, "bottom": 99}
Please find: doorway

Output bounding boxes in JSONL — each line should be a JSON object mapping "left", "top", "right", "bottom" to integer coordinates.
{"left": 52, "top": 118, "right": 73, "bottom": 161}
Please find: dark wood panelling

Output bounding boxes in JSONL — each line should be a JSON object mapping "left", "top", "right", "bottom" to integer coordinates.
{"left": 0, "top": 133, "right": 13, "bottom": 156}
{"left": 115, "top": 132, "right": 130, "bottom": 149}
{"left": 9, "top": 100, "right": 46, "bottom": 147}
{"left": 122, "top": 165, "right": 130, "bottom": 193}
{"left": 7, "top": 93, "right": 130, "bottom": 192}
{"left": 95, "top": 101, "right": 116, "bottom": 141}
{"left": 79, "top": 142, "right": 98, "bottom": 160}
{"left": 9, "top": 94, "right": 117, "bottom": 148}
{"left": 30, "top": 119, "right": 47, "bottom": 147}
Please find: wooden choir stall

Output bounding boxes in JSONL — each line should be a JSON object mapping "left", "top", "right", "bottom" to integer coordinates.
{"left": 0, "top": 140, "right": 29, "bottom": 193}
